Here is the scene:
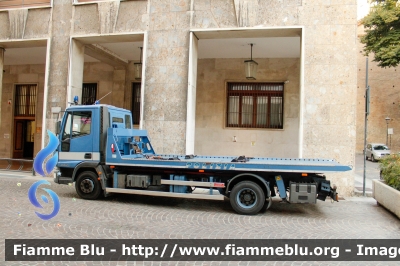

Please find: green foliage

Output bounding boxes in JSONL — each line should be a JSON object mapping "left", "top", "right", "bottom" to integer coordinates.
{"left": 361, "top": 0, "right": 400, "bottom": 67}
{"left": 379, "top": 154, "right": 400, "bottom": 190}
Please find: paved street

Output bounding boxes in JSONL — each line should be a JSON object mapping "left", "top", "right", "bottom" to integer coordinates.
{"left": 0, "top": 170, "right": 399, "bottom": 265}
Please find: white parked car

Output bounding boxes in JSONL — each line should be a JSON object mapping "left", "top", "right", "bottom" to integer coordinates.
{"left": 366, "top": 143, "right": 391, "bottom": 162}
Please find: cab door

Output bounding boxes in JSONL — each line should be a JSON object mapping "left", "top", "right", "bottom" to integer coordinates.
{"left": 59, "top": 110, "right": 97, "bottom": 162}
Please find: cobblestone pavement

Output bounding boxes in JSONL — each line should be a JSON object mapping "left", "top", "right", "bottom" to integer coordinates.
{"left": 1, "top": 175, "right": 400, "bottom": 266}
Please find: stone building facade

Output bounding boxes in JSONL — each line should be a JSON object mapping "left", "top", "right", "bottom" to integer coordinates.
{"left": 0, "top": 0, "right": 357, "bottom": 196}
{"left": 356, "top": 23, "right": 400, "bottom": 154}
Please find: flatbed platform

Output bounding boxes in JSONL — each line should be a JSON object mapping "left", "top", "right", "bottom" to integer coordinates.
{"left": 108, "top": 153, "right": 352, "bottom": 173}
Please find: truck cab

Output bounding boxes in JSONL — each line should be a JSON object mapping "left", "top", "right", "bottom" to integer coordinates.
{"left": 55, "top": 104, "right": 134, "bottom": 182}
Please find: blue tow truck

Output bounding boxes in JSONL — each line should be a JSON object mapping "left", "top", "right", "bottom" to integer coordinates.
{"left": 54, "top": 104, "right": 351, "bottom": 215}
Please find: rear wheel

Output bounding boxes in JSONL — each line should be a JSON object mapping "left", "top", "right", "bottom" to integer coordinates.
{"left": 75, "top": 171, "right": 103, "bottom": 200}
{"left": 230, "top": 181, "right": 265, "bottom": 215}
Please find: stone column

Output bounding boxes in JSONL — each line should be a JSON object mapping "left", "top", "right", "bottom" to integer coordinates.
{"left": 43, "top": 1, "right": 73, "bottom": 146}
{"left": 143, "top": 1, "right": 190, "bottom": 154}
{"left": 299, "top": 2, "right": 357, "bottom": 196}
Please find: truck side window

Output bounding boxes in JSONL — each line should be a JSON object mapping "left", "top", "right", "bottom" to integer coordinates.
{"left": 72, "top": 111, "right": 91, "bottom": 137}
{"left": 112, "top": 117, "right": 124, "bottom": 128}
{"left": 125, "top": 114, "right": 132, "bottom": 129}
{"left": 61, "top": 111, "right": 91, "bottom": 152}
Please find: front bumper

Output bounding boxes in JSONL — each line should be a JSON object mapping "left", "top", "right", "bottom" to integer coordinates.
{"left": 375, "top": 154, "right": 390, "bottom": 160}
{"left": 54, "top": 171, "right": 73, "bottom": 185}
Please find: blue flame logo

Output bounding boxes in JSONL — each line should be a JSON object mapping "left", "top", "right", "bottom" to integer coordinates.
{"left": 34, "top": 130, "right": 59, "bottom": 176}
{"left": 28, "top": 180, "right": 60, "bottom": 220}
{"left": 30, "top": 130, "right": 60, "bottom": 220}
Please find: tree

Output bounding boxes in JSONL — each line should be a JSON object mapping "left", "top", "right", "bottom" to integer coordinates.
{"left": 361, "top": 0, "right": 400, "bottom": 67}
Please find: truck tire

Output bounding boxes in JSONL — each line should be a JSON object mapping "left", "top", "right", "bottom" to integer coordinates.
{"left": 75, "top": 171, "right": 103, "bottom": 200}
{"left": 230, "top": 181, "right": 265, "bottom": 215}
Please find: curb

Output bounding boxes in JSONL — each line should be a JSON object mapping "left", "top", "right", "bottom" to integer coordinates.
{"left": 353, "top": 187, "right": 373, "bottom": 197}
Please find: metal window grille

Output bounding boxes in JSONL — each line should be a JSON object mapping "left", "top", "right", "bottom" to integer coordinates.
{"left": 226, "top": 82, "right": 284, "bottom": 129}
{"left": 14, "top": 84, "right": 37, "bottom": 117}
{"left": 131, "top": 83, "right": 141, "bottom": 125}
{"left": 82, "top": 83, "right": 97, "bottom": 105}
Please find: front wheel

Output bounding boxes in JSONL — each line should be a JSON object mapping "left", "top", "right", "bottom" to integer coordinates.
{"left": 75, "top": 171, "right": 103, "bottom": 200}
{"left": 230, "top": 181, "right": 265, "bottom": 215}
{"left": 371, "top": 155, "right": 376, "bottom": 162}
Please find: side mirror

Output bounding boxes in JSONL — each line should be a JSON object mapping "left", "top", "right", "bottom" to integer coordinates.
{"left": 55, "top": 121, "right": 61, "bottom": 135}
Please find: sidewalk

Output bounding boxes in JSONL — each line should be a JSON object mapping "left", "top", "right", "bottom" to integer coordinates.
{"left": 0, "top": 169, "right": 50, "bottom": 181}
{"left": 353, "top": 172, "right": 373, "bottom": 197}
{"left": 353, "top": 153, "right": 381, "bottom": 197}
